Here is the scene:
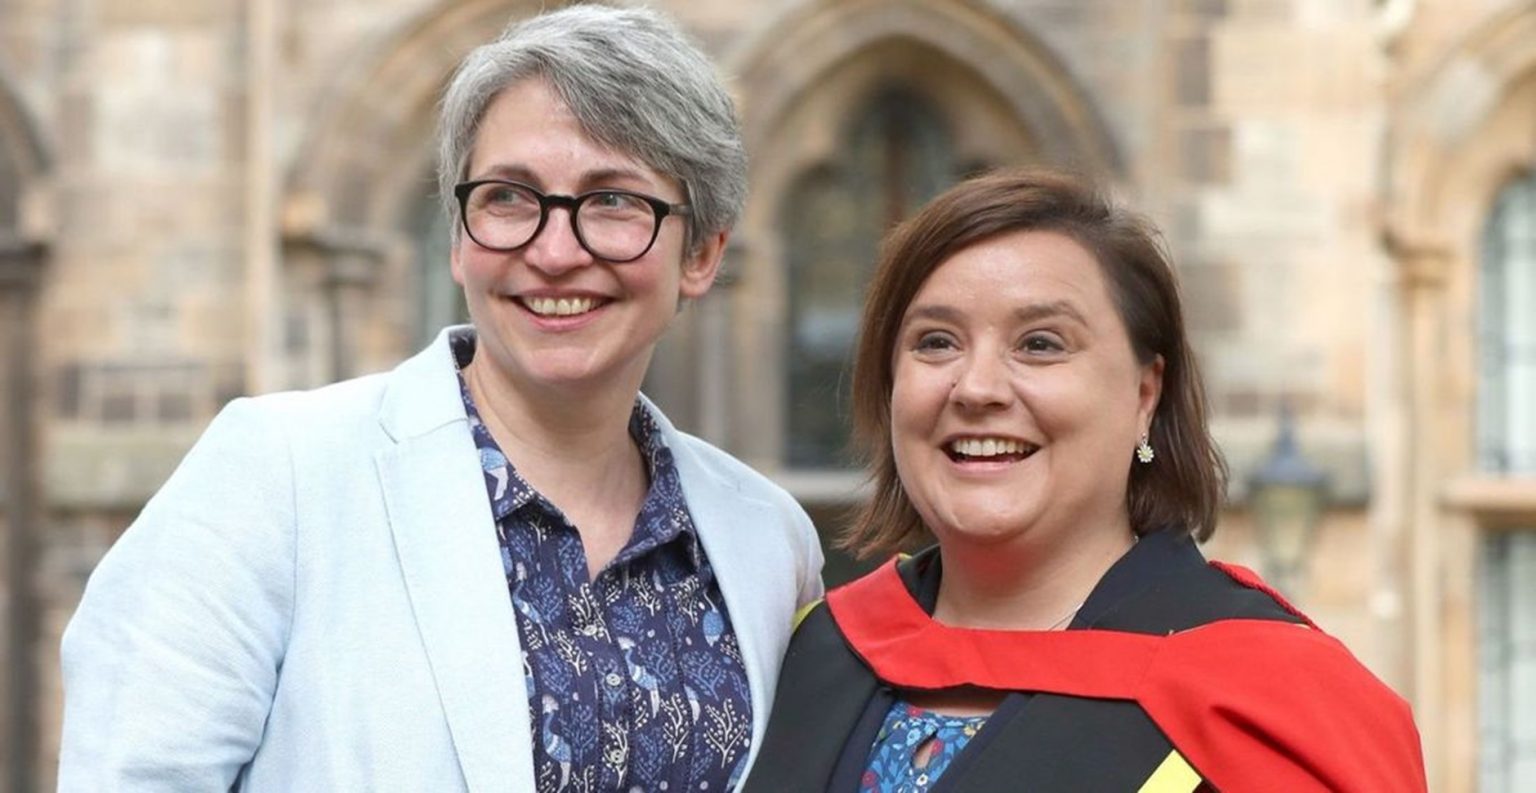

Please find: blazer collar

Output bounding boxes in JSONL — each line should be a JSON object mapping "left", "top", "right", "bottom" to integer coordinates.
{"left": 377, "top": 325, "right": 471, "bottom": 442}
{"left": 375, "top": 327, "right": 534, "bottom": 791}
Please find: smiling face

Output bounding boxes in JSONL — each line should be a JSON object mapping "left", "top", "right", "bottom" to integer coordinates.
{"left": 889, "top": 230, "right": 1163, "bottom": 556}
{"left": 450, "top": 77, "right": 724, "bottom": 399}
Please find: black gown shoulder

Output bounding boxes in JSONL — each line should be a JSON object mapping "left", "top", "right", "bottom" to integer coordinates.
{"left": 742, "top": 531, "right": 1302, "bottom": 793}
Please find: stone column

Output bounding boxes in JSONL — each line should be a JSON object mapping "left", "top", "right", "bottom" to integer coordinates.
{"left": 244, "top": 0, "right": 281, "bottom": 395}
{"left": 0, "top": 235, "right": 44, "bottom": 793}
{"left": 281, "top": 227, "right": 389, "bottom": 385}
{"left": 1396, "top": 240, "right": 1452, "bottom": 785}
{"left": 697, "top": 240, "right": 742, "bottom": 448}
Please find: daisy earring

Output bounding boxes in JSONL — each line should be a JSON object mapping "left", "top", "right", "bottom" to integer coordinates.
{"left": 1135, "top": 434, "right": 1155, "bottom": 464}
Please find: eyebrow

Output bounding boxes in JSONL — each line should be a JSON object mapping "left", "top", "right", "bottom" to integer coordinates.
{"left": 902, "top": 299, "right": 1090, "bottom": 327}
{"left": 1012, "top": 300, "right": 1090, "bottom": 327}
{"left": 470, "top": 164, "right": 656, "bottom": 193}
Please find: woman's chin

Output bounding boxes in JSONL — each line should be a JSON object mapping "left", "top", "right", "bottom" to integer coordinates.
{"left": 928, "top": 512, "right": 1041, "bottom": 549}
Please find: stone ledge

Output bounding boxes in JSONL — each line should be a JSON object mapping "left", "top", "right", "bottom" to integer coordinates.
{"left": 43, "top": 424, "right": 203, "bottom": 509}
{"left": 1442, "top": 476, "right": 1536, "bottom": 519}
{"left": 767, "top": 469, "right": 872, "bottom": 506}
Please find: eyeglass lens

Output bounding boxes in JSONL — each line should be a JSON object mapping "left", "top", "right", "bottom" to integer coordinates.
{"left": 462, "top": 182, "right": 660, "bottom": 261}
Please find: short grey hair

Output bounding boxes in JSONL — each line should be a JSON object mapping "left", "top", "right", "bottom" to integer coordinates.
{"left": 436, "top": 3, "right": 747, "bottom": 250}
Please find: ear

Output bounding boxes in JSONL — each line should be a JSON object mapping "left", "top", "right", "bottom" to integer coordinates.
{"left": 1137, "top": 354, "right": 1165, "bottom": 434}
{"left": 678, "top": 230, "right": 729, "bottom": 300}
{"left": 449, "top": 236, "right": 467, "bottom": 287}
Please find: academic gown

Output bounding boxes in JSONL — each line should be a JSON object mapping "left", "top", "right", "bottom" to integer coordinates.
{"left": 740, "top": 531, "right": 1427, "bottom": 792}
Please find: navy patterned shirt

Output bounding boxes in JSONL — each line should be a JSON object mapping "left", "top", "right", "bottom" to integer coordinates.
{"left": 451, "top": 331, "right": 753, "bottom": 793}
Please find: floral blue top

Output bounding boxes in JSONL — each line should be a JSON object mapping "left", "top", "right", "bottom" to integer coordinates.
{"left": 452, "top": 331, "right": 753, "bottom": 793}
{"left": 860, "top": 700, "right": 988, "bottom": 793}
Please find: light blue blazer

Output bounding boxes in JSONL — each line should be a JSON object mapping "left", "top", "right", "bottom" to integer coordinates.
{"left": 59, "top": 328, "right": 825, "bottom": 792}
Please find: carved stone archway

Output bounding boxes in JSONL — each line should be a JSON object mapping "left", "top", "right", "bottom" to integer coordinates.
{"left": 281, "top": 0, "right": 558, "bottom": 384}
{"left": 1382, "top": 5, "right": 1536, "bottom": 789}
{"left": 723, "top": 0, "right": 1124, "bottom": 478}
{"left": 731, "top": 0, "right": 1122, "bottom": 175}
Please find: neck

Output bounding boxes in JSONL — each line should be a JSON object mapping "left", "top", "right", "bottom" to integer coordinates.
{"left": 463, "top": 356, "right": 647, "bottom": 501}
{"left": 932, "top": 523, "right": 1135, "bottom": 631}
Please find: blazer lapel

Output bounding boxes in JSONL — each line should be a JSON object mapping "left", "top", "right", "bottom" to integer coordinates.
{"left": 375, "top": 328, "right": 535, "bottom": 793}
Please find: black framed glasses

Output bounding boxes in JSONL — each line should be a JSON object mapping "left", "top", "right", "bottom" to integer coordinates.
{"left": 453, "top": 179, "right": 692, "bottom": 263}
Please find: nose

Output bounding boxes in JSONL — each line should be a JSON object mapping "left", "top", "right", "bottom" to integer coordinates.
{"left": 949, "top": 350, "right": 1013, "bottom": 410}
{"left": 521, "top": 206, "right": 594, "bottom": 276}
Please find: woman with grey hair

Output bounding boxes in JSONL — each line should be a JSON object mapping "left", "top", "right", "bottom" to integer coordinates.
{"left": 59, "top": 6, "right": 823, "bottom": 792}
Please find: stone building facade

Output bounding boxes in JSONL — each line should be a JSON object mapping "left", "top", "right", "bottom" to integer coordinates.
{"left": 0, "top": 0, "right": 1532, "bottom": 789}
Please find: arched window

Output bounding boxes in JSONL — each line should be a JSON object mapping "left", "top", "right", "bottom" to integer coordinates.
{"left": 1478, "top": 171, "right": 1536, "bottom": 473}
{"left": 783, "top": 87, "right": 959, "bottom": 468}
{"left": 1477, "top": 170, "right": 1536, "bottom": 793}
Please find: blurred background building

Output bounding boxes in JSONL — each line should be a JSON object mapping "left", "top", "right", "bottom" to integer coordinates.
{"left": 0, "top": 0, "right": 1532, "bottom": 789}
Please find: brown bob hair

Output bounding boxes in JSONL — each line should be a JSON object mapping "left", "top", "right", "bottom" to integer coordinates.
{"left": 843, "top": 168, "right": 1227, "bottom": 559}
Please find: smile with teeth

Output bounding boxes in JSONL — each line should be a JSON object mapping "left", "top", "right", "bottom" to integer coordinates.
{"left": 520, "top": 296, "right": 601, "bottom": 317}
{"left": 947, "top": 437, "right": 1039, "bottom": 461}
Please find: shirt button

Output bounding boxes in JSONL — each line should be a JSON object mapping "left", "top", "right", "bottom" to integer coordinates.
{"left": 605, "top": 672, "right": 623, "bottom": 688}
{"left": 606, "top": 748, "right": 625, "bottom": 765}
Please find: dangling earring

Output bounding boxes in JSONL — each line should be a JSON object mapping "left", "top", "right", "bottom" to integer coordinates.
{"left": 1135, "top": 434, "right": 1155, "bottom": 464}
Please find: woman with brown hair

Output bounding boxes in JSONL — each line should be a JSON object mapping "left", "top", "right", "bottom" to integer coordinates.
{"left": 741, "top": 169, "right": 1425, "bottom": 792}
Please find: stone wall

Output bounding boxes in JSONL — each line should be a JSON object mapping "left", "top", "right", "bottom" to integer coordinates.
{"left": 2, "top": 0, "right": 1533, "bottom": 789}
